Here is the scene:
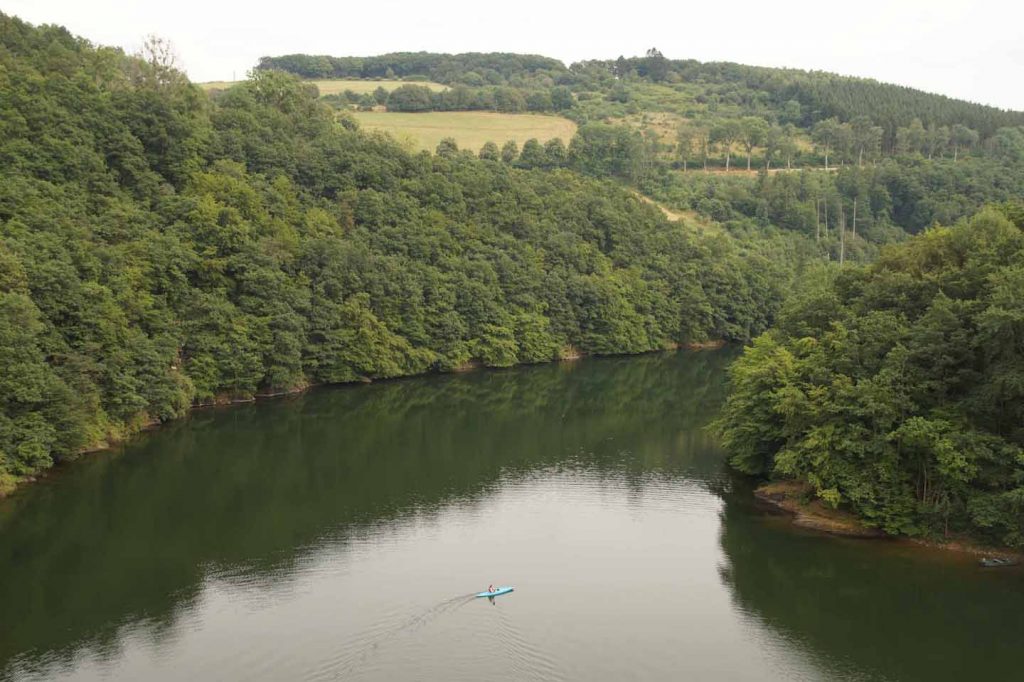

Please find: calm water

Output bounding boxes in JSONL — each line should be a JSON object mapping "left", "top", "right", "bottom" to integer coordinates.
{"left": 1, "top": 351, "right": 1021, "bottom": 681}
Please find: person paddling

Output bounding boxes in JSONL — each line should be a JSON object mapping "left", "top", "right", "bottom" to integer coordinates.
{"left": 488, "top": 584, "right": 495, "bottom": 593}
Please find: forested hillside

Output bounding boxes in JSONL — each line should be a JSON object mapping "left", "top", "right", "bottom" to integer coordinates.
{"left": 716, "top": 205, "right": 1024, "bottom": 547}
{"left": 261, "top": 49, "right": 1024, "bottom": 262}
{"left": 585, "top": 54, "right": 1024, "bottom": 137}
{"left": 0, "top": 15, "right": 794, "bottom": 493}
{"left": 259, "top": 50, "right": 1024, "bottom": 138}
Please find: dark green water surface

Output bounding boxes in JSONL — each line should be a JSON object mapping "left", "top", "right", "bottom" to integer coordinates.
{"left": 1, "top": 351, "right": 1021, "bottom": 681}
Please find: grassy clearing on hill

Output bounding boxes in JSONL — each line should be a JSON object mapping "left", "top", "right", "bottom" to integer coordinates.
{"left": 633, "top": 191, "right": 723, "bottom": 234}
{"left": 610, "top": 110, "right": 816, "bottom": 165}
{"left": 199, "top": 79, "right": 447, "bottom": 95}
{"left": 611, "top": 111, "right": 687, "bottom": 144}
{"left": 198, "top": 81, "right": 242, "bottom": 91}
{"left": 352, "top": 111, "right": 578, "bottom": 153}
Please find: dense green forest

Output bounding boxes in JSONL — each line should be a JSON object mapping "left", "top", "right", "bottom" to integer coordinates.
{"left": 0, "top": 15, "right": 795, "bottom": 493}
{"left": 716, "top": 204, "right": 1024, "bottom": 547}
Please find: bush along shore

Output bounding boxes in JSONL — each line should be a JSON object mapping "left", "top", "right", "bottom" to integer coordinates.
{"left": 754, "top": 481, "right": 1024, "bottom": 564}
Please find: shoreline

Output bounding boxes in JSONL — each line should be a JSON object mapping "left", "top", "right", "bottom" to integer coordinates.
{"left": 753, "top": 481, "right": 885, "bottom": 538}
{"left": 6, "top": 359, "right": 1020, "bottom": 562}
{"left": 754, "top": 480, "right": 1023, "bottom": 559}
{"left": 1, "top": 343, "right": 724, "bottom": 499}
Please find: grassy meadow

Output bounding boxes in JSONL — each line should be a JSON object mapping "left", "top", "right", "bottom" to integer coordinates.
{"left": 352, "top": 111, "right": 578, "bottom": 153}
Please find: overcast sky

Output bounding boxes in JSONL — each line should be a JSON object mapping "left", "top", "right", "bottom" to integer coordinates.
{"left": 6, "top": 0, "right": 1023, "bottom": 110}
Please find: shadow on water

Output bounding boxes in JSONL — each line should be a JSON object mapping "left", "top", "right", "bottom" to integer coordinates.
{"left": 715, "top": 476, "right": 1024, "bottom": 682}
{"left": 0, "top": 349, "right": 734, "bottom": 677}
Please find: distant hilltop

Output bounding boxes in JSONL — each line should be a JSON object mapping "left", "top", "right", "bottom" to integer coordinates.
{"left": 257, "top": 50, "right": 1024, "bottom": 138}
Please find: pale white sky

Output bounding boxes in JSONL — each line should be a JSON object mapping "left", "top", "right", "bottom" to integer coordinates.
{"left": 5, "top": 0, "right": 1023, "bottom": 110}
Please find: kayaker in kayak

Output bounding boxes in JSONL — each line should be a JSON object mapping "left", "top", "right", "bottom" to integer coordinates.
{"left": 488, "top": 584, "right": 494, "bottom": 593}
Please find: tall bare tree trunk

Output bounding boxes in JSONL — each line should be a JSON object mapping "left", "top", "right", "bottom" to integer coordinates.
{"left": 852, "top": 197, "right": 857, "bottom": 239}
{"left": 815, "top": 199, "right": 821, "bottom": 242}
{"left": 839, "top": 203, "right": 846, "bottom": 265}
{"left": 823, "top": 197, "right": 829, "bottom": 238}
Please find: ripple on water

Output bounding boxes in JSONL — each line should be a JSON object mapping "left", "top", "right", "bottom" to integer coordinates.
{"left": 305, "top": 594, "right": 477, "bottom": 680}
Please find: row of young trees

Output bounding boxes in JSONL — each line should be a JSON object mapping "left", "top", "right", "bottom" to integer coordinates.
{"left": 320, "top": 83, "right": 576, "bottom": 114}
{"left": 379, "top": 83, "right": 574, "bottom": 113}
{"left": 321, "top": 83, "right": 578, "bottom": 116}
{"left": 673, "top": 118, "right": 801, "bottom": 171}
{"left": 810, "top": 116, "right": 982, "bottom": 167}
{"left": 669, "top": 116, "right": 988, "bottom": 173}
{"left": 258, "top": 52, "right": 567, "bottom": 88}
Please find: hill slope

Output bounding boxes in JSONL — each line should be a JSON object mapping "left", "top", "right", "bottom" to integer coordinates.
{"left": 260, "top": 50, "right": 1024, "bottom": 137}
{"left": 258, "top": 50, "right": 1024, "bottom": 253}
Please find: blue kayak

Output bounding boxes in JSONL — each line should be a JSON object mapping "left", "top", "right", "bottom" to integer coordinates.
{"left": 476, "top": 586, "right": 514, "bottom": 598}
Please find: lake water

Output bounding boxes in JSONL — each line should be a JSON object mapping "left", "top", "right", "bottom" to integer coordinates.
{"left": 1, "top": 350, "right": 1021, "bottom": 681}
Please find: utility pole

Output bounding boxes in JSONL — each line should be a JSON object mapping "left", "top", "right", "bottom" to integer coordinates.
{"left": 815, "top": 198, "right": 821, "bottom": 242}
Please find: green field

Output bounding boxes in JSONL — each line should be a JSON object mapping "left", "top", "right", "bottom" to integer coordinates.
{"left": 199, "top": 79, "right": 447, "bottom": 96}
{"left": 352, "top": 111, "right": 578, "bottom": 153}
